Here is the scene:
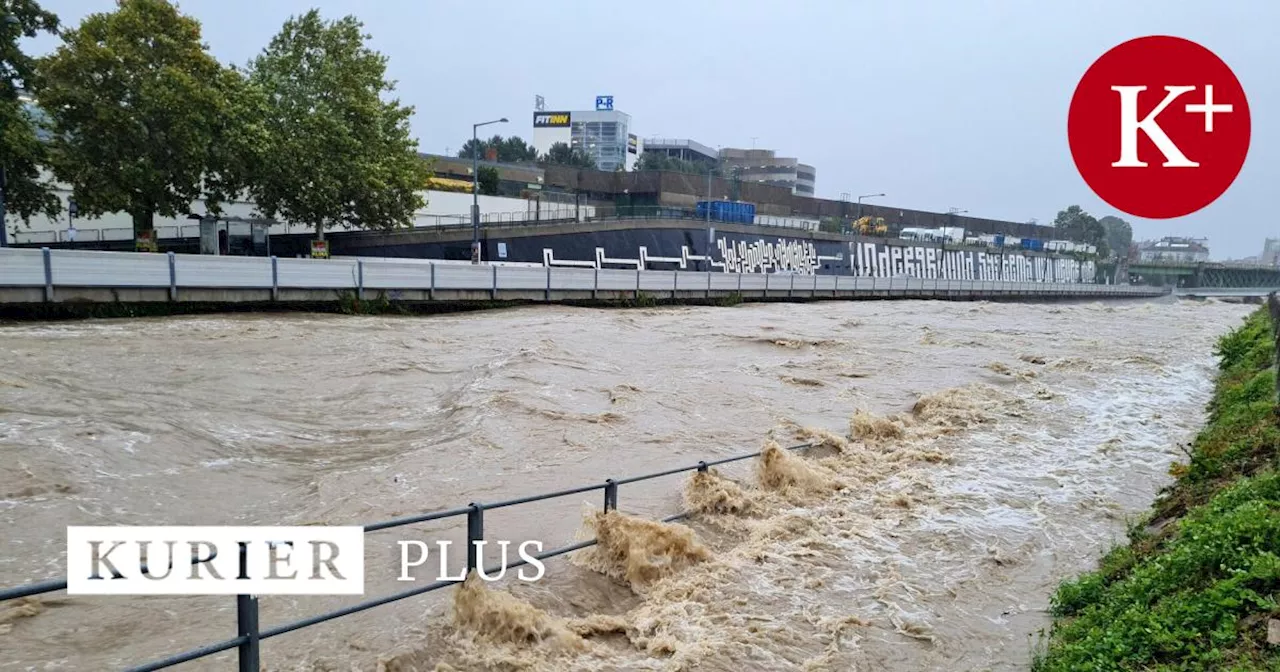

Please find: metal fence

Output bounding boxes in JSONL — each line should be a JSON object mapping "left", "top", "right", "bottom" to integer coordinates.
{"left": 8, "top": 208, "right": 589, "bottom": 245}
{"left": 0, "top": 442, "right": 815, "bottom": 671}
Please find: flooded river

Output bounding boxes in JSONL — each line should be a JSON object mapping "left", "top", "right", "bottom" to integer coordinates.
{"left": 0, "top": 298, "right": 1252, "bottom": 671}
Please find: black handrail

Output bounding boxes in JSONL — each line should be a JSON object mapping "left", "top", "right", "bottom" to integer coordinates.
{"left": 1, "top": 441, "right": 815, "bottom": 671}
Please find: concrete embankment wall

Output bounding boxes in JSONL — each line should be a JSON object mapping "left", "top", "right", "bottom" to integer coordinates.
{"left": 0, "top": 248, "right": 1166, "bottom": 319}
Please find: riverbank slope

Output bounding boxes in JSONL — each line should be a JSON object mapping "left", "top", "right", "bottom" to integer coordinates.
{"left": 1035, "top": 306, "right": 1280, "bottom": 670}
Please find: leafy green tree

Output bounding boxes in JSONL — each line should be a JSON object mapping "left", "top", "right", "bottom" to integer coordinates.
{"left": 637, "top": 152, "right": 709, "bottom": 175}
{"left": 248, "top": 10, "right": 429, "bottom": 240}
{"left": 498, "top": 136, "right": 537, "bottom": 162}
{"left": 1053, "top": 205, "right": 1110, "bottom": 258}
{"left": 39, "top": 0, "right": 247, "bottom": 235}
{"left": 477, "top": 166, "right": 499, "bottom": 195}
{"left": 1098, "top": 215, "right": 1133, "bottom": 259}
{"left": 457, "top": 135, "right": 538, "bottom": 163}
{"left": 540, "top": 141, "right": 595, "bottom": 169}
{"left": 0, "top": 0, "right": 60, "bottom": 226}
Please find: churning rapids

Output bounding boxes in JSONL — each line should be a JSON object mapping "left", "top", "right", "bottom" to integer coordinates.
{"left": 0, "top": 298, "right": 1252, "bottom": 671}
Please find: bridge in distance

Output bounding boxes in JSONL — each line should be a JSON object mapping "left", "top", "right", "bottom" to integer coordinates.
{"left": 1128, "top": 260, "right": 1280, "bottom": 289}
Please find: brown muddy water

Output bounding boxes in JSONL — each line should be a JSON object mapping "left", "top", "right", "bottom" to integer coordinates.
{"left": 0, "top": 298, "right": 1253, "bottom": 671}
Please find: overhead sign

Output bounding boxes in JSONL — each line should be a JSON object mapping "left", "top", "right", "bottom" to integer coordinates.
{"left": 595, "top": 95, "right": 613, "bottom": 111}
{"left": 533, "top": 111, "right": 571, "bottom": 127}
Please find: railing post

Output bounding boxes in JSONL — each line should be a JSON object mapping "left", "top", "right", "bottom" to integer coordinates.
{"left": 466, "top": 503, "right": 484, "bottom": 575}
{"left": 236, "top": 593, "right": 260, "bottom": 672}
{"left": 491, "top": 263, "right": 498, "bottom": 300}
{"left": 270, "top": 256, "right": 279, "bottom": 302}
{"left": 635, "top": 268, "right": 640, "bottom": 299}
{"left": 429, "top": 262, "right": 435, "bottom": 301}
{"left": 788, "top": 273, "right": 795, "bottom": 298}
{"left": 41, "top": 247, "right": 52, "bottom": 302}
{"left": 357, "top": 260, "right": 365, "bottom": 301}
{"left": 545, "top": 265, "right": 551, "bottom": 301}
{"left": 737, "top": 271, "right": 742, "bottom": 294}
{"left": 603, "top": 479, "right": 618, "bottom": 511}
{"left": 168, "top": 251, "right": 177, "bottom": 302}
{"left": 1269, "top": 293, "right": 1280, "bottom": 404}
{"left": 706, "top": 271, "right": 711, "bottom": 300}
{"left": 593, "top": 267, "right": 599, "bottom": 300}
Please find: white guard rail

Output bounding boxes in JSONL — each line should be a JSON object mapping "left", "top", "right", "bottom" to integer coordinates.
{"left": 0, "top": 247, "right": 1166, "bottom": 302}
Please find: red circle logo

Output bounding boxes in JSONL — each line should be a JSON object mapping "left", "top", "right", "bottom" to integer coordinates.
{"left": 1068, "top": 36, "right": 1250, "bottom": 220}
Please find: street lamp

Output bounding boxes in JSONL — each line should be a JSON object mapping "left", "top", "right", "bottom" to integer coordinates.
{"left": 855, "top": 192, "right": 885, "bottom": 222}
{"left": 471, "top": 117, "right": 508, "bottom": 263}
{"left": 0, "top": 14, "right": 21, "bottom": 248}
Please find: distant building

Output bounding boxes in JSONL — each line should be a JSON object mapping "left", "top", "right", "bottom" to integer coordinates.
{"left": 640, "top": 138, "right": 719, "bottom": 168}
{"left": 531, "top": 97, "right": 638, "bottom": 172}
{"left": 717, "top": 147, "right": 816, "bottom": 197}
{"left": 1137, "top": 237, "right": 1210, "bottom": 263}
{"left": 1262, "top": 238, "right": 1280, "bottom": 266}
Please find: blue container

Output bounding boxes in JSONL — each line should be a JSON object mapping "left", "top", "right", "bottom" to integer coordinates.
{"left": 994, "top": 235, "right": 1005, "bottom": 246}
{"left": 696, "top": 200, "right": 757, "bottom": 224}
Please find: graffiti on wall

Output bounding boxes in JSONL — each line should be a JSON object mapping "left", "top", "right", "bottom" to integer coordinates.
{"left": 851, "top": 242, "right": 1095, "bottom": 283}
{"left": 537, "top": 236, "right": 1095, "bottom": 283}
{"left": 542, "top": 236, "right": 842, "bottom": 275}
{"left": 715, "top": 238, "right": 829, "bottom": 274}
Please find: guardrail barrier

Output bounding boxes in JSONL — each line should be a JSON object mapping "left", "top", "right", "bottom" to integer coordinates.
{"left": 0, "top": 248, "right": 1167, "bottom": 305}
{"left": 0, "top": 443, "right": 815, "bottom": 671}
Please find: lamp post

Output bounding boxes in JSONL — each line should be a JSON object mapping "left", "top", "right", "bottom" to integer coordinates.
{"left": 0, "top": 14, "right": 21, "bottom": 248}
{"left": 855, "top": 192, "right": 885, "bottom": 220}
{"left": 471, "top": 117, "right": 508, "bottom": 263}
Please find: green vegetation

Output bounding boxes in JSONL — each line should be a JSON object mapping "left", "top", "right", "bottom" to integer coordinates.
{"left": 540, "top": 141, "right": 596, "bottom": 169}
{"left": 1035, "top": 307, "right": 1280, "bottom": 671}
{"left": 1053, "top": 205, "right": 1111, "bottom": 260}
{"left": 477, "top": 166, "right": 500, "bottom": 196}
{"left": 39, "top": 0, "right": 249, "bottom": 236}
{"left": 0, "top": 0, "right": 61, "bottom": 224}
{"left": 636, "top": 152, "right": 710, "bottom": 175}
{"left": 1099, "top": 215, "right": 1134, "bottom": 260}
{"left": 246, "top": 9, "right": 429, "bottom": 240}
{"left": 457, "top": 135, "right": 539, "bottom": 163}
{"left": 14, "top": 0, "right": 429, "bottom": 241}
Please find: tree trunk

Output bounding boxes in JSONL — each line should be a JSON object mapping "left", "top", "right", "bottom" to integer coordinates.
{"left": 315, "top": 221, "right": 325, "bottom": 241}
{"left": 131, "top": 208, "right": 154, "bottom": 236}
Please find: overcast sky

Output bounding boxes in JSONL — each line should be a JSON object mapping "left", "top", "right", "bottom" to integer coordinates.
{"left": 32, "top": 0, "right": 1277, "bottom": 259}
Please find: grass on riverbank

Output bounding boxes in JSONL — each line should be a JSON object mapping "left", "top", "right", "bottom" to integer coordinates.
{"left": 1034, "top": 307, "right": 1280, "bottom": 671}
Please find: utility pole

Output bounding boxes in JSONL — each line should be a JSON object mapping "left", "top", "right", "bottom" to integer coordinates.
{"left": 471, "top": 117, "right": 508, "bottom": 263}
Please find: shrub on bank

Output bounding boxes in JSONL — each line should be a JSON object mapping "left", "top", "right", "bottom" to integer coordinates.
{"left": 1035, "top": 307, "right": 1280, "bottom": 671}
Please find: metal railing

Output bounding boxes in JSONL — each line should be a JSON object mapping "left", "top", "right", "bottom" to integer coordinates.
{"left": 15, "top": 206, "right": 1117, "bottom": 247}
{"left": 0, "top": 442, "right": 815, "bottom": 671}
{"left": 8, "top": 209, "right": 593, "bottom": 245}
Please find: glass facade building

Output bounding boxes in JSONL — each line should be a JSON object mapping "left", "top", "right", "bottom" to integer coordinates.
{"left": 570, "top": 112, "right": 630, "bottom": 172}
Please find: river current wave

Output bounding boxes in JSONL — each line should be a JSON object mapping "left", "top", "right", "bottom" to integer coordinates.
{"left": 0, "top": 298, "right": 1250, "bottom": 670}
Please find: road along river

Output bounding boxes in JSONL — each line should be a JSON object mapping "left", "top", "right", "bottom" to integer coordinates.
{"left": 0, "top": 298, "right": 1252, "bottom": 671}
